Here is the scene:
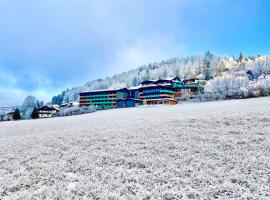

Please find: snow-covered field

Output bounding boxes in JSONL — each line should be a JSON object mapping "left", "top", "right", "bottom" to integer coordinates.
{"left": 0, "top": 97, "right": 270, "bottom": 199}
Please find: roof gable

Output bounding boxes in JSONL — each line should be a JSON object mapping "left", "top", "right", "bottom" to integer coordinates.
{"left": 38, "top": 105, "right": 58, "bottom": 111}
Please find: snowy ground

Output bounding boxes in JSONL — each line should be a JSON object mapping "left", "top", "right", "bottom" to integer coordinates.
{"left": 0, "top": 97, "right": 270, "bottom": 200}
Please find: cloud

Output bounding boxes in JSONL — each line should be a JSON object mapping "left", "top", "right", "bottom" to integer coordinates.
{"left": 0, "top": 89, "right": 59, "bottom": 108}
{"left": 0, "top": 64, "right": 55, "bottom": 106}
{"left": 105, "top": 36, "right": 186, "bottom": 75}
{"left": 0, "top": 88, "right": 54, "bottom": 107}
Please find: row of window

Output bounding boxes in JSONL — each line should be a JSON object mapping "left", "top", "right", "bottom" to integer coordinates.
{"left": 90, "top": 100, "right": 114, "bottom": 103}
{"left": 142, "top": 93, "right": 174, "bottom": 96}
{"left": 143, "top": 89, "right": 162, "bottom": 93}
{"left": 81, "top": 96, "right": 115, "bottom": 100}
{"left": 94, "top": 104, "right": 114, "bottom": 107}
{"left": 142, "top": 89, "right": 175, "bottom": 94}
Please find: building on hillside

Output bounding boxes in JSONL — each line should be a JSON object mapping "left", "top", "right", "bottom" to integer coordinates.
{"left": 38, "top": 105, "right": 59, "bottom": 118}
{"left": 183, "top": 78, "right": 199, "bottom": 84}
{"left": 3, "top": 112, "right": 15, "bottom": 121}
{"left": 131, "top": 84, "right": 178, "bottom": 105}
{"left": 177, "top": 78, "right": 200, "bottom": 99}
{"left": 79, "top": 88, "right": 130, "bottom": 110}
{"left": 130, "top": 77, "right": 199, "bottom": 103}
{"left": 60, "top": 101, "right": 79, "bottom": 109}
{"left": 79, "top": 77, "right": 200, "bottom": 109}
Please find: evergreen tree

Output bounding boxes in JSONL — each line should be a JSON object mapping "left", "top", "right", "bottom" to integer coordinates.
{"left": 203, "top": 51, "right": 213, "bottom": 80}
{"left": 132, "top": 77, "right": 138, "bottom": 86}
{"left": 36, "top": 100, "right": 40, "bottom": 108}
{"left": 51, "top": 94, "right": 64, "bottom": 105}
{"left": 31, "top": 107, "right": 39, "bottom": 119}
{"left": 39, "top": 101, "right": 44, "bottom": 107}
{"left": 238, "top": 52, "right": 244, "bottom": 62}
{"left": 162, "top": 69, "right": 168, "bottom": 79}
{"left": 13, "top": 108, "right": 21, "bottom": 120}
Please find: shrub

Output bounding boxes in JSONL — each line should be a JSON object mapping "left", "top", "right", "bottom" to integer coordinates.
{"left": 58, "top": 106, "right": 96, "bottom": 117}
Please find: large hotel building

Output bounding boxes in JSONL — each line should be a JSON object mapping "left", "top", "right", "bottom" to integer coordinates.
{"left": 79, "top": 77, "right": 200, "bottom": 109}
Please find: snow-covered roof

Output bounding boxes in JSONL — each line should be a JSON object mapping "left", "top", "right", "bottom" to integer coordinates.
{"left": 38, "top": 105, "right": 59, "bottom": 111}
{"left": 80, "top": 88, "right": 128, "bottom": 94}
{"left": 140, "top": 77, "right": 180, "bottom": 85}
{"left": 163, "top": 76, "right": 180, "bottom": 81}
{"left": 129, "top": 86, "right": 142, "bottom": 90}
{"left": 142, "top": 84, "right": 172, "bottom": 88}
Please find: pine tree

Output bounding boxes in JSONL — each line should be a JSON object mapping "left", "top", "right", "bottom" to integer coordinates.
{"left": 132, "top": 77, "right": 138, "bottom": 86}
{"left": 238, "top": 52, "right": 244, "bottom": 62}
{"left": 39, "top": 101, "right": 44, "bottom": 107}
{"left": 36, "top": 100, "right": 40, "bottom": 108}
{"left": 203, "top": 51, "right": 213, "bottom": 80}
{"left": 162, "top": 69, "right": 168, "bottom": 79}
{"left": 13, "top": 108, "right": 21, "bottom": 120}
{"left": 31, "top": 107, "right": 39, "bottom": 119}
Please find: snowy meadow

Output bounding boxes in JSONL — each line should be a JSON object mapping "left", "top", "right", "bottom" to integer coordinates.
{"left": 0, "top": 97, "right": 270, "bottom": 199}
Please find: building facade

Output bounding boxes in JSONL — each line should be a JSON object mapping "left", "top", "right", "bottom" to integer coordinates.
{"left": 79, "top": 77, "right": 200, "bottom": 109}
{"left": 38, "top": 105, "right": 59, "bottom": 118}
{"left": 3, "top": 112, "right": 14, "bottom": 121}
{"left": 79, "top": 88, "right": 130, "bottom": 110}
{"left": 116, "top": 98, "right": 143, "bottom": 108}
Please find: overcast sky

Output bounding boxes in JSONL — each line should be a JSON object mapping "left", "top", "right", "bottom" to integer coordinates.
{"left": 0, "top": 0, "right": 270, "bottom": 106}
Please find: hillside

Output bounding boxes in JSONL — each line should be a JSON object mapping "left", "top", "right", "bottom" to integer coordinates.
{"left": 51, "top": 52, "right": 270, "bottom": 105}
{"left": 1, "top": 97, "right": 269, "bottom": 199}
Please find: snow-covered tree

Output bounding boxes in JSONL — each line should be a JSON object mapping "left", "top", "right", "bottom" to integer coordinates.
{"left": 51, "top": 53, "right": 270, "bottom": 104}
{"left": 205, "top": 74, "right": 249, "bottom": 98}
{"left": 19, "top": 96, "right": 41, "bottom": 119}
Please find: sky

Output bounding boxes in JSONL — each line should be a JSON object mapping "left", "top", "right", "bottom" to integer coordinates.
{"left": 0, "top": 0, "right": 270, "bottom": 106}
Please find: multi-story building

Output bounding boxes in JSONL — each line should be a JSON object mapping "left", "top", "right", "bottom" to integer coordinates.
{"left": 79, "top": 77, "right": 200, "bottom": 109}
{"left": 79, "top": 88, "right": 130, "bottom": 109}
{"left": 129, "top": 78, "right": 180, "bottom": 105}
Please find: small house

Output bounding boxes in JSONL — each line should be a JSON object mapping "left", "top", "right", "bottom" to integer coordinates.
{"left": 38, "top": 105, "right": 59, "bottom": 118}
{"left": 3, "top": 112, "right": 15, "bottom": 121}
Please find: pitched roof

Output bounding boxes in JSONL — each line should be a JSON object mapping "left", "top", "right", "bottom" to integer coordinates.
{"left": 38, "top": 105, "right": 59, "bottom": 111}
{"left": 140, "top": 77, "right": 181, "bottom": 85}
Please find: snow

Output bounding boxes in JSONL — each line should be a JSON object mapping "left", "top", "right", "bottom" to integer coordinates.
{"left": 0, "top": 97, "right": 270, "bottom": 199}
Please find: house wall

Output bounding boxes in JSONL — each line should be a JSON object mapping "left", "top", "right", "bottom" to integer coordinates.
{"left": 138, "top": 86, "right": 176, "bottom": 100}
{"left": 38, "top": 110, "right": 57, "bottom": 118}
{"left": 126, "top": 100, "right": 136, "bottom": 107}
{"left": 80, "top": 89, "right": 130, "bottom": 110}
{"left": 80, "top": 91, "right": 117, "bottom": 109}
{"left": 116, "top": 100, "right": 126, "bottom": 108}
{"left": 3, "top": 114, "right": 14, "bottom": 121}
